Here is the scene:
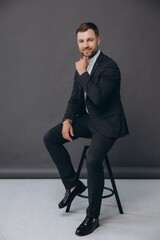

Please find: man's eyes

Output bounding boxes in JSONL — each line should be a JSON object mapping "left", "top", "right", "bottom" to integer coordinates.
{"left": 78, "top": 39, "right": 94, "bottom": 43}
{"left": 78, "top": 40, "right": 83, "bottom": 43}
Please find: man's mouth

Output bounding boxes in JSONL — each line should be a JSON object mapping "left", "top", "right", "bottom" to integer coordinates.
{"left": 83, "top": 49, "right": 91, "bottom": 53}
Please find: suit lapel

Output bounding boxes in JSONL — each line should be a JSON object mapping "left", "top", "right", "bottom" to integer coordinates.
{"left": 90, "top": 52, "right": 104, "bottom": 76}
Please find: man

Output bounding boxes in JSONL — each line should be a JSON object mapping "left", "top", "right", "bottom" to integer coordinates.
{"left": 44, "top": 22, "right": 129, "bottom": 236}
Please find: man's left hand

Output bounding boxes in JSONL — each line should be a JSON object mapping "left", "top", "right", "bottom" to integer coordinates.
{"left": 75, "top": 56, "right": 89, "bottom": 75}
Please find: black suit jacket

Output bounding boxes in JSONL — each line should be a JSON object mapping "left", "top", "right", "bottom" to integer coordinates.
{"left": 63, "top": 52, "right": 129, "bottom": 138}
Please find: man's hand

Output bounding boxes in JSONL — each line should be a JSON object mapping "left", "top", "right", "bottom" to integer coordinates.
{"left": 75, "top": 56, "right": 89, "bottom": 75}
{"left": 62, "top": 119, "right": 74, "bottom": 142}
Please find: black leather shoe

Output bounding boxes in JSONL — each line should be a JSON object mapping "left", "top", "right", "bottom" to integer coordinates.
{"left": 75, "top": 216, "right": 99, "bottom": 236}
{"left": 58, "top": 181, "right": 87, "bottom": 209}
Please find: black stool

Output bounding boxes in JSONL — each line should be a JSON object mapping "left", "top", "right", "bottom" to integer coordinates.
{"left": 66, "top": 145, "right": 123, "bottom": 214}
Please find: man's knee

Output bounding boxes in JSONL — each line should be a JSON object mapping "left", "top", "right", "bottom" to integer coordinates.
{"left": 43, "top": 124, "right": 64, "bottom": 147}
{"left": 86, "top": 151, "right": 102, "bottom": 169}
{"left": 43, "top": 130, "right": 51, "bottom": 147}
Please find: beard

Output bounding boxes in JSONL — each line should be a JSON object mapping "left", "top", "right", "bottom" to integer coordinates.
{"left": 81, "top": 48, "right": 99, "bottom": 59}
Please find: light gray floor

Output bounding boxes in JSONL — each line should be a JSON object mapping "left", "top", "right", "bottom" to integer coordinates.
{"left": 0, "top": 179, "right": 160, "bottom": 240}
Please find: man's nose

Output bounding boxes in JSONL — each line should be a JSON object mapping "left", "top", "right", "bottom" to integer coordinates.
{"left": 83, "top": 41, "right": 89, "bottom": 48}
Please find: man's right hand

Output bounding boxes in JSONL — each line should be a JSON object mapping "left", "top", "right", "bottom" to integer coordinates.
{"left": 62, "top": 119, "right": 74, "bottom": 142}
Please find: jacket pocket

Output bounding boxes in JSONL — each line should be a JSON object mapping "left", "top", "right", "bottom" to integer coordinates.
{"left": 103, "top": 108, "right": 122, "bottom": 118}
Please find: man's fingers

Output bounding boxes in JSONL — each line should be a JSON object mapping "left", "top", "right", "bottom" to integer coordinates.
{"left": 62, "top": 125, "right": 74, "bottom": 142}
{"left": 63, "top": 134, "right": 72, "bottom": 142}
{"left": 66, "top": 136, "right": 73, "bottom": 142}
{"left": 62, "top": 131, "right": 73, "bottom": 142}
{"left": 70, "top": 127, "right": 74, "bottom": 137}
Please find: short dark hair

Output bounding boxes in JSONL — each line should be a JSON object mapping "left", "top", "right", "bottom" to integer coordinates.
{"left": 76, "top": 22, "right": 99, "bottom": 37}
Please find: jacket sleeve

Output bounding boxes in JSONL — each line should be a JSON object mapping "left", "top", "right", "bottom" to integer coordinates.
{"left": 76, "top": 62, "right": 120, "bottom": 106}
{"left": 62, "top": 77, "right": 80, "bottom": 123}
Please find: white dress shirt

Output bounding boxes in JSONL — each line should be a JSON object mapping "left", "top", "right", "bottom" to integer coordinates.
{"left": 87, "top": 50, "right": 101, "bottom": 74}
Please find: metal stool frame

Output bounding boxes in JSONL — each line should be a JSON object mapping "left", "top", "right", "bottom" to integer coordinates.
{"left": 66, "top": 145, "right": 123, "bottom": 214}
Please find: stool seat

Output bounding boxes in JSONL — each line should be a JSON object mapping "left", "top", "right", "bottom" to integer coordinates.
{"left": 66, "top": 145, "right": 123, "bottom": 214}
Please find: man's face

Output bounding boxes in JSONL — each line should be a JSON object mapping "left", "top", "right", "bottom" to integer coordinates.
{"left": 77, "top": 29, "right": 100, "bottom": 58}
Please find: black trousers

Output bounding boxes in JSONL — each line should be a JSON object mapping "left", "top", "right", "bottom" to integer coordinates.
{"left": 44, "top": 114, "right": 116, "bottom": 218}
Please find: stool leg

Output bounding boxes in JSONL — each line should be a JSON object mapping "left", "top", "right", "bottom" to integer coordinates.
{"left": 77, "top": 146, "right": 89, "bottom": 178}
{"left": 104, "top": 156, "right": 124, "bottom": 214}
{"left": 65, "top": 145, "right": 89, "bottom": 212}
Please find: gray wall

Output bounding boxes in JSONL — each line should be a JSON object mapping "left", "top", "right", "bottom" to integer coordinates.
{"left": 0, "top": 0, "right": 160, "bottom": 178}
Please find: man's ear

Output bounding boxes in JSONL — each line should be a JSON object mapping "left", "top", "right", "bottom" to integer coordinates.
{"left": 97, "top": 37, "right": 101, "bottom": 45}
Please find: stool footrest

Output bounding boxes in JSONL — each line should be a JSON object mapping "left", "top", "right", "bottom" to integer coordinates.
{"left": 77, "top": 186, "right": 114, "bottom": 199}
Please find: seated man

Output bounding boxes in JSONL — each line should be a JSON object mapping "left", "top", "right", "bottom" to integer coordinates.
{"left": 44, "top": 22, "right": 129, "bottom": 236}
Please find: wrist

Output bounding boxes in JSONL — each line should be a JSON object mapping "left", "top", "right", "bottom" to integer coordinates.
{"left": 78, "top": 70, "right": 87, "bottom": 75}
{"left": 62, "top": 119, "right": 72, "bottom": 125}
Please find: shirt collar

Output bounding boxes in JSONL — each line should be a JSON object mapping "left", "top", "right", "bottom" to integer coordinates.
{"left": 88, "top": 50, "right": 101, "bottom": 67}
